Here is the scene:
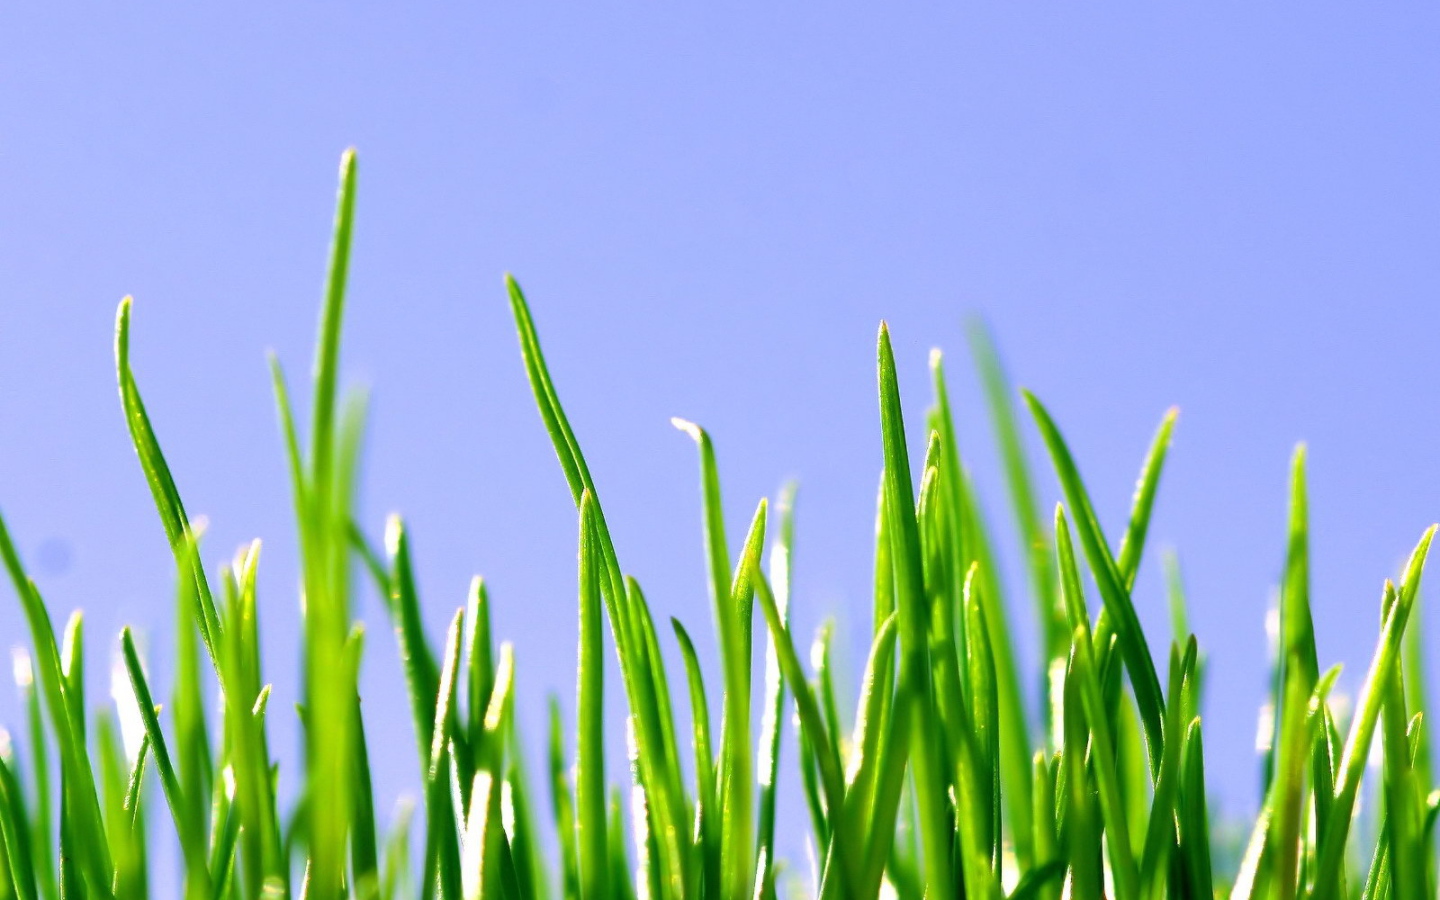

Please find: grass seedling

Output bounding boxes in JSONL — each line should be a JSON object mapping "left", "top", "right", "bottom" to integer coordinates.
{"left": 0, "top": 150, "right": 1434, "bottom": 900}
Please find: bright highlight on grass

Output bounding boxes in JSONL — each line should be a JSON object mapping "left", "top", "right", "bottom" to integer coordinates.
{"left": 0, "top": 150, "right": 1434, "bottom": 900}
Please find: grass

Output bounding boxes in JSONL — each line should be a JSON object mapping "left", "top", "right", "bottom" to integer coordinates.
{"left": 0, "top": 148, "right": 1435, "bottom": 900}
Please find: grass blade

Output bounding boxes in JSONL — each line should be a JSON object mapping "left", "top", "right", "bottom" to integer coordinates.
{"left": 1024, "top": 392, "right": 1165, "bottom": 774}
{"left": 877, "top": 322, "right": 953, "bottom": 898}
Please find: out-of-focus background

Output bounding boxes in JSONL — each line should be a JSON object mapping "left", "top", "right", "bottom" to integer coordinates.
{"left": 2, "top": 4, "right": 1437, "bottom": 881}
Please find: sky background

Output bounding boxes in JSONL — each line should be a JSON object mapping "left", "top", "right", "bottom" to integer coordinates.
{"left": 2, "top": 4, "right": 1439, "bottom": 887}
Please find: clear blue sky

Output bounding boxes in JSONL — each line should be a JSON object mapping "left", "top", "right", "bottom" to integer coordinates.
{"left": 2, "top": 4, "right": 1438, "bottom": 881}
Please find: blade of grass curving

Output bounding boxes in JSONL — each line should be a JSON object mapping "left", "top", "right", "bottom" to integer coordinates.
{"left": 115, "top": 298, "right": 224, "bottom": 675}
{"left": 1024, "top": 392, "right": 1164, "bottom": 774}
{"left": 119, "top": 627, "right": 211, "bottom": 898}
{"left": 508, "top": 275, "right": 688, "bottom": 900}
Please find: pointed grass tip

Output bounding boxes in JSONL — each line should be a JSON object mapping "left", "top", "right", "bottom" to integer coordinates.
{"left": 670, "top": 417, "right": 704, "bottom": 442}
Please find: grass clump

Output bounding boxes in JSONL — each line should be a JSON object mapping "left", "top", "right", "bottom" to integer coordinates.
{"left": 0, "top": 149, "right": 1435, "bottom": 900}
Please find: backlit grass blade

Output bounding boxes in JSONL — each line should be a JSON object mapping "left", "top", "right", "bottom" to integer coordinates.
{"left": 508, "top": 275, "right": 688, "bottom": 900}
{"left": 755, "top": 482, "right": 795, "bottom": 900}
{"left": 119, "top": 627, "right": 211, "bottom": 898}
{"left": 424, "top": 609, "right": 466, "bottom": 900}
{"left": 576, "top": 492, "right": 609, "bottom": 900}
{"left": 1061, "top": 665, "right": 1102, "bottom": 900}
{"left": 843, "top": 612, "right": 900, "bottom": 898}
{"left": 465, "top": 578, "right": 496, "bottom": 761}
{"left": 115, "top": 298, "right": 223, "bottom": 671}
{"left": 1028, "top": 753, "right": 1061, "bottom": 900}
{"left": 965, "top": 320, "right": 1060, "bottom": 672}
{"left": 1380, "top": 619, "right": 1422, "bottom": 900}
{"left": 14, "top": 650, "right": 55, "bottom": 900}
{"left": 383, "top": 516, "right": 442, "bottom": 772}
{"left": 1024, "top": 392, "right": 1165, "bottom": 774}
{"left": 877, "top": 322, "right": 953, "bottom": 898}
{"left": 0, "top": 752, "right": 37, "bottom": 900}
{"left": 671, "top": 618, "right": 717, "bottom": 898}
{"left": 965, "top": 580, "right": 1001, "bottom": 876}
{"left": 547, "top": 698, "right": 580, "bottom": 900}
{"left": 352, "top": 631, "right": 382, "bottom": 900}
{"left": 748, "top": 557, "right": 851, "bottom": 888}
{"left": 0, "top": 512, "right": 114, "bottom": 896}
{"left": 930, "top": 351, "right": 1034, "bottom": 865}
{"left": 673, "top": 420, "right": 760, "bottom": 900}
{"left": 1113, "top": 409, "right": 1178, "bottom": 593}
{"left": 1314, "top": 525, "right": 1436, "bottom": 900}
{"left": 1270, "top": 445, "right": 1321, "bottom": 900}
{"left": 1055, "top": 508, "right": 1139, "bottom": 900}
{"left": 1175, "top": 719, "right": 1213, "bottom": 900}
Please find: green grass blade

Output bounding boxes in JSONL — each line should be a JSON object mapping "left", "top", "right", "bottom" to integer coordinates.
{"left": 1024, "top": 392, "right": 1165, "bottom": 774}
{"left": 1055, "top": 508, "right": 1139, "bottom": 900}
{"left": 307, "top": 147, "right": 358, "bottom": 506}
{"left": 507, "top": 275, "right": 689, "bottom": 900}
{"left": 965, "top": 320, "right": 1060, "bottom": 667}
{"left": 0, "top": 753, "right": 38, "bottom": 900}
{"left": 670, "top": 618, "right": 717, "bottom": 898}
{"left": 383, "top": 517, "right": 442, "bottom": 771}
{"left": 1113, "top": 408, "right": 1178, "bottom": 594}
{"left": 547, "top": 698, "right": 580, "bottom": 900}
{"left": 749, "top": 558, "right": 852, "bottom": 889}
{"left": 119, "top": 627, "right": 211, "bottom": 898}
{"left": 115, "top": 299, "right": 224, "bottom": 674}
{"left": 576, "top": 493, "right": 609, "bottom": 900}
{"left": 755, "top": 483, "right": 795, "bottom": 900}
{"left": 876, "top": 322, "right": 953, "bottom": 899}
{"left": 1175, "top": 719, "right": 1213, "bottom": 900}
{"left": 930, "top": 352, "right": 1035, "bottom": 865}
{"left": 0, "top": 512, "right": 114, "bottom": 896}
{"left": 425, "top": 609, "right": 466, "bottom": 900}
{"left": 1314, "top": 526, "right": 1436, "bottom": 900}
{"left": 465, "top": 578, "right": 496, "bottom": 761}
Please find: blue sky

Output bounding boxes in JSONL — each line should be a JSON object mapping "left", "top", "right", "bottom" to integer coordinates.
{"left": 2, "top": 4, "right": 1438, "bottom": 881}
